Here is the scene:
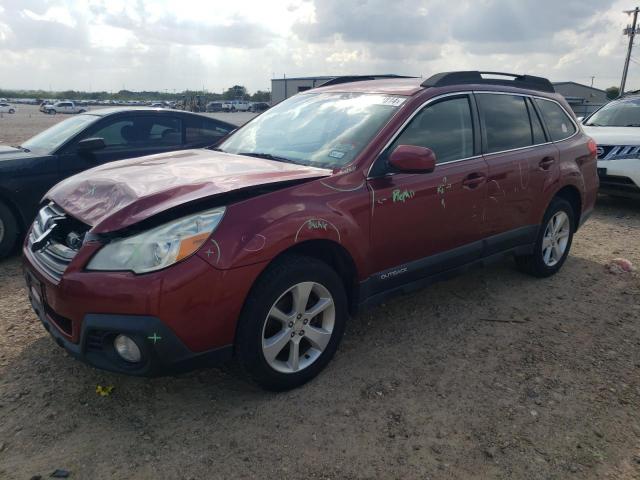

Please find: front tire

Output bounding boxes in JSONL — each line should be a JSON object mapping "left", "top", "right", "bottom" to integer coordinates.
{"left": 236, "top": 255, "right": 348, "bottom": 391}
{"left": 0, "top": 202, "right": 18, "bottom": 259}
{"left": 8, "top": 109, "right": 15, "bottom": 114}
{"left": 516, "top": 197, "right": 575, "bottom": 277}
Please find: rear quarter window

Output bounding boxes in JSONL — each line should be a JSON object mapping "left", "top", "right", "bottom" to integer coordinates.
{"left": 534, "top": 98, "right": 576, "bottom": 141}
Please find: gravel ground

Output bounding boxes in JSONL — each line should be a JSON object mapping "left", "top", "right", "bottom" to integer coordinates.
{"left": 1, "top": 106, "right": 639, "bottom": 479}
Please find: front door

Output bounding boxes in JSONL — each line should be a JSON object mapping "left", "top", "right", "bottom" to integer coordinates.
{"left": 57, "top": 114, "right": 185, "bottom": 178}
{"left": 367, "top": 94, "right": 488, "bottom": 293}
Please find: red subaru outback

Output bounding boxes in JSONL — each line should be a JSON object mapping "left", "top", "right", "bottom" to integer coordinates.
{"left": 23, "top": 72, "right": 598, "bottom": 390}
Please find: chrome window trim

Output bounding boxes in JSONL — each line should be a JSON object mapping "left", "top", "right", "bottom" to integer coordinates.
{"left": 367, "top": 90, "right": 580, "bottom": 178}
{"left": 367, "top": 91, "right": 476, "bottom": 178}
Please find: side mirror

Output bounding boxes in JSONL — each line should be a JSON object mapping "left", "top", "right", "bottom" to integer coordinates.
{"left": 77, "top": 137, "right": 106, "bottom": 153}
{"left": 388, "top": 145, "right": 436, "bottom": 173}
{"left": 577, "top": 116, "right": 584, "bottom": 124}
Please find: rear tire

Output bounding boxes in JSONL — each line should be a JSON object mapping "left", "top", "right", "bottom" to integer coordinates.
{"left": 236, "top": 255, "right": 348, "bottom": 391}
{"left": 515, "top": 197, "right": 575, "bottom": 278}
{"left": 8, "top": 109, "right": 15, "bottom": 114}
{"left": 0, "top": 202, "right": 19, "bottom": 259}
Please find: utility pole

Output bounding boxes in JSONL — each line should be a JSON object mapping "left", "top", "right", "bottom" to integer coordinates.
{"left": 590, "top": 76, "right": 595, "bottom": 88}
{"left": 620, "top": 7, "right": 640, "bottom": 96}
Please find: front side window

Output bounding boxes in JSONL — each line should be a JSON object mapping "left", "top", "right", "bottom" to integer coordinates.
{"left": 584, "top": 98, "right": 640, "bottom": 128}
{"left": 85, "top": 116, "right": 183, "bottom": 150}
{"left": 387, "top": 96, "right": 474, "bottom": 165}
{"left": 219, "top": 92, "right": 404, "bottom": 168}
{"left": 477, "top": 93, "right": 534, "bottom": 153}
{"left": 534, "top": 98, "right": 577, "bottom": 141}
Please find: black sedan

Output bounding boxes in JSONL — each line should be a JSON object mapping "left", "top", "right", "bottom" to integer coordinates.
{"left": 0, "top": 107, "right": 236, "bottom": 258}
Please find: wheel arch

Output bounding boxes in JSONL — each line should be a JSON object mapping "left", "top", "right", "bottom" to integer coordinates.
{"left": 249, "top": 239, "right": 360, "bottom": 316}
{"left": 553, "top": 184, "right": 583, "bottom": 229}
{"left": 0, "top": 188, "right": 27, "bottom": 233}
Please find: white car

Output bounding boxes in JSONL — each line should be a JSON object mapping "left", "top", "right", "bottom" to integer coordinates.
{"left": 42, "top": 101, "right": 87, "bottom": 115}
{"left": 222, "top": 100, "right": 250, "bottom": 112}
{"left": 0, "top": 102, "right": 16, "bottom": 114}
{"left": 582, "top": 96, "right": 640, "bottom": 199}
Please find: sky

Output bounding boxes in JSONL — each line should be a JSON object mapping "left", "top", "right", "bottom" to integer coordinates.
{"left": 0, "top": 0, "right": 639, "bottom": 94}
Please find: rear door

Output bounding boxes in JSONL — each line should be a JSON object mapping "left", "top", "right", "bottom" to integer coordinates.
{"left": 367, "top": 94, "right": 488, "bottom": 290}
{"left": 475, "top": 92, "right": 559, "bottom": 248}
{"left": 183, "top": 115, "right": 235, "bottom": 148}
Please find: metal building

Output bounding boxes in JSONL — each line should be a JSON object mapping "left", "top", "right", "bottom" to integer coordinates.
{"left": 552, "top": 82, "right": 609, "bottom": 117}
{"left": 270, "top": 75, "right": 416, "bottom": 104}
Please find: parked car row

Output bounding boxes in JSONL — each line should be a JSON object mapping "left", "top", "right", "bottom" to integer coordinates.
{"left": 10, "top": 72, "right": 599, "bottom": 391}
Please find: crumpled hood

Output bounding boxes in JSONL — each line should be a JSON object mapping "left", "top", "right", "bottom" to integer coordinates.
{"left": 582, "top": 126, "right": 640, "bottom": 145}
{"left": 47, "top": 149, "right": 331, "bottom": 233}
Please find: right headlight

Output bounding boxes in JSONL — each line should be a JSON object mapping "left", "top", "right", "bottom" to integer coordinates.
{"left": 87, "top": 207, "right": 225, "bottom": 274}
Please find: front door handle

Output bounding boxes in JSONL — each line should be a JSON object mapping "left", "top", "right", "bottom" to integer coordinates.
{"left": 539, "top": 156, "right": 555, "bottom": 170}
{"left": 462, "top": 172, "right": 486, "bottom": 189}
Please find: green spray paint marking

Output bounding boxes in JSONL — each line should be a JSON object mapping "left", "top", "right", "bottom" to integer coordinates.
{"left": 392, "top": 189, "right": 415, "bottom": 203}
{"left": 307, "top": 219, "right": 328, "bottom": 231}
{"left": 148, "top": 333, "right": 162, "bottom": 344}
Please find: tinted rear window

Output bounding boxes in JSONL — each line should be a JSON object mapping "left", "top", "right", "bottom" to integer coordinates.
{"left": 477, "top": 94, "right": 533, "bottom": 153}
{"left": 534, "top": 98, "right": 576, "bottom": 141}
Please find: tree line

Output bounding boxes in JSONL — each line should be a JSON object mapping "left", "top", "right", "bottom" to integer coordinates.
{"left": 0, "top": 85, "right": 270, "bottom": 102}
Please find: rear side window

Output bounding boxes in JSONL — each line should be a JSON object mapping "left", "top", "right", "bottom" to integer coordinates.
{"left": 534, "top": 98, "right": 576, "bottom": 141}
{"left": 477, "top": 93, "right": 533, "bottom": 153}
{"left": 389, "top": 96, "right": 474, "bottom": 164}
{"left": 185, "top": 117, "right": 234, "bottom": 145}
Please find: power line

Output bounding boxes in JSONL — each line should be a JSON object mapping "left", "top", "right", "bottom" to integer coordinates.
{"left": 620, "top": 7, "right": 640, "bottom": 96}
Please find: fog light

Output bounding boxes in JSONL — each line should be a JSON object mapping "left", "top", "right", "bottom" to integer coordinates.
{"left": 114, "top": 334, "right": 142, "bottom": 363}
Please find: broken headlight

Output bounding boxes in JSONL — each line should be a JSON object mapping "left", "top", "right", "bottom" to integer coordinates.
{"left": 87, "top": 207, "right": 225, "bottom": 274}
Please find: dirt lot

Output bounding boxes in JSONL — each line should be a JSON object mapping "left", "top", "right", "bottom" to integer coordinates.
{"left": 1, "top": 106, "right": 640, "bottom": 479}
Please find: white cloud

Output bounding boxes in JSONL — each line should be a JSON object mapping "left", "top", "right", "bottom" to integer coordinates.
{"left": 0, "top": 0, "right": 637, "bottom": 93}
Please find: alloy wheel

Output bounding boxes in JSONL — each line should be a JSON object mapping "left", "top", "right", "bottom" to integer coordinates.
{"left": 542, "top": 211, "right": 570, "bottom": 267}
{"left": 261, "top": 281, "right": 335, "bottom": 374}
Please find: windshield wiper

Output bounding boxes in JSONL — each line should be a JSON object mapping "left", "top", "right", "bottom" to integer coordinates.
{"left": 237, "top": 152, "right": 302, "bottom": 165}
{"left": 625, "top": 124, "right": 640, "bottom": 127}
{"left": 11, "top": 145, "right": 30, "bottom": 152}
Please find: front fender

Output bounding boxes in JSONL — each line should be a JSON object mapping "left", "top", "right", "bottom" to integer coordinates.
{"left": 196, "top": 177, "right": 372, "bottom": 280}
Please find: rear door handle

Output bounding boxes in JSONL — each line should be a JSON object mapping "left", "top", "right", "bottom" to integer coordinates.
{"left": 539, "top": 156, "right": 555, "bottom": 170}
{"left": 462, "top": 172, "right": 486, "bottom": 189}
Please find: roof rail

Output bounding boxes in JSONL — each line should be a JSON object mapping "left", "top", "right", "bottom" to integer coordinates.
{"left": 319, "top": 74, "right": 417, "bottom": 87}
{"left": 421, "top": 71, "right": 555, "bottom": 93}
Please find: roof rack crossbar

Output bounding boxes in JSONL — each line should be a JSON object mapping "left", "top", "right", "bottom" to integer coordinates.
{"left": 319, "top": 74, "right": 417, "bottom": 87}
{"left": 421, "top": 71, "right": 555, "bottom": 93}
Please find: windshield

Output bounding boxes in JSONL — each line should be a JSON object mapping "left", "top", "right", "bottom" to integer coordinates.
{"left": 22, "top": 114, "right": 99, "bottom": 153}
{"left": 219, "top": 92, "right": 406, "bottom": 168}
{"left": 585, "top": 98, "right": 640, "bottom": 127}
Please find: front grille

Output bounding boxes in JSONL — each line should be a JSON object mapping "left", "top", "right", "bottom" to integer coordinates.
{"left": 27, "top": 203, "right": 88, "bottom": 282}
{"left": 597, "top": 145, "right": 640, "bottom": 160}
